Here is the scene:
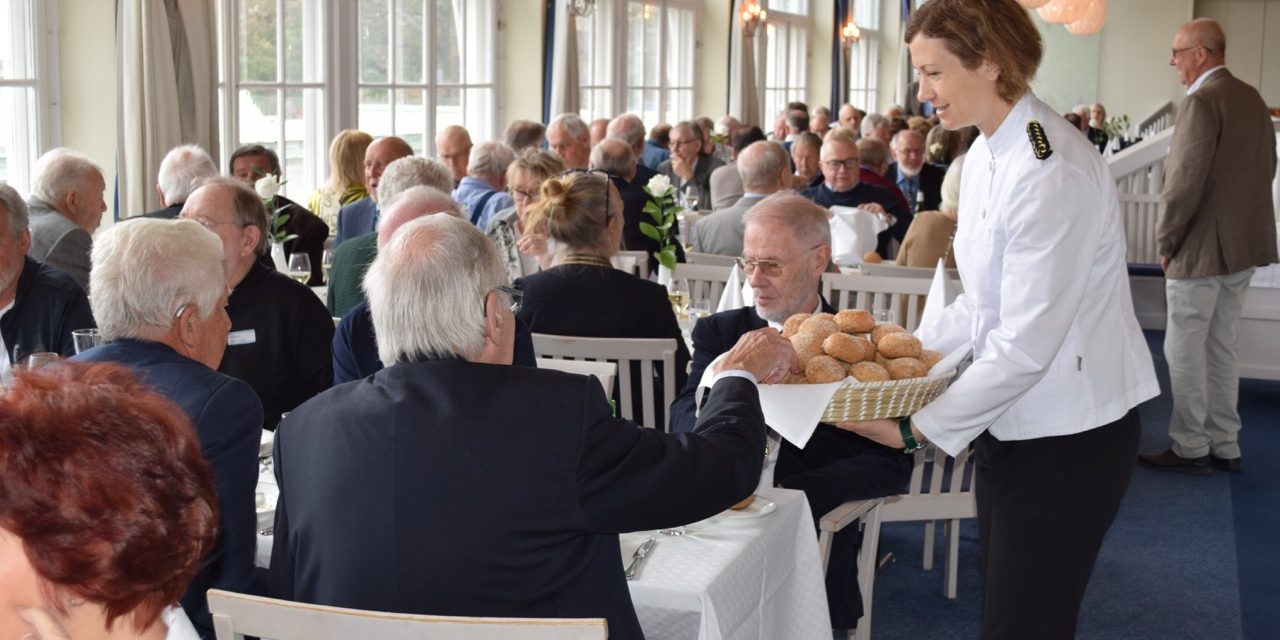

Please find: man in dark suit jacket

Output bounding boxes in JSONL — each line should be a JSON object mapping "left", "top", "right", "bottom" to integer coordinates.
{"left": 670, "top": 194, "right": 911, "bottom": 630}
{"left": 802, "top": 137, "right": 912, "bottom": 257}
{"left": 333, "top": 136, "right": 414, "bottom": 246}
{"left": 270, "top": 214, "right": 797, "bottom": 639}
{"left": 1139, "top": 19, "right": 1279, "bottom": 474}
{"left": 228, "top": 144, "right": 331, "bottom": 285}
{"left": 887, "top": 129, "right": 945, "bottom": 213}
{"left": 0, "top": 186, "right": 95, "bottom": 366}
{"left": 72, "top": 217, "right": 263, "bottom": 639}
{"left": 658, "top": 121, "right": 724, "bottom": 212}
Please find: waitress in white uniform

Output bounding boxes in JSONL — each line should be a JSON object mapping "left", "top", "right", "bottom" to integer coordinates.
{"left": 841, "top": 1, "right": 1160, "bottom": 638}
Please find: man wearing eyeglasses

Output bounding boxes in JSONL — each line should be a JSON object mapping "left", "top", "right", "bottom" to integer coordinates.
{"left": 670, "top": 193, "right": 912, "bottom": 631}
{"left": 1139, "top": 18, "right": 1277, "bottom": 475}
{"left": 801, "top": 135, "right": 912, "bottom": 258}
{"left": 658, "top": 120, "right": 725, "bottom": 211}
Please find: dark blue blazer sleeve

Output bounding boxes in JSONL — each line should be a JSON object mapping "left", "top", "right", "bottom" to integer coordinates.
{"left": 669, "top": 314, "right": 734, "bottom": 433}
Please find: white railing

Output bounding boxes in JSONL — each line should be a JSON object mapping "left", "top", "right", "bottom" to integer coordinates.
{"left": 1108, "top": 127, "right": 1175, "bottom": 265}
{"left": 1136, "top": 101, "right": 1175, "bottom": 139}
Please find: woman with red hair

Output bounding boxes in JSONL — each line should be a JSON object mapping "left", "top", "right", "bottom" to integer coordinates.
{"left": 0, "top": 362, "right": 219, "bottom": 640}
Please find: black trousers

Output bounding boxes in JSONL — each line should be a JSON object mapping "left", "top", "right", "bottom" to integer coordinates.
{"left": 775, "top": 424, "right": 913, "bottom": 629}
{"left": 975, "top": 409, "right": 1141, "bottom": 640}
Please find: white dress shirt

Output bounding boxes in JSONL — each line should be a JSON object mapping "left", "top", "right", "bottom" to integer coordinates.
{"left": 911, "top": 93, "right": 1160, "bottom": 456}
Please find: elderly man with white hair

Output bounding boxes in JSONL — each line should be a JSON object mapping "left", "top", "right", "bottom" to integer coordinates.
{"left": 269, "top": 212, "right": 797, "bottom": 639}
{"left": 887, "top": 128, "right": 945, "bottom": 213}
{"left": 331, "top": 185, "right": 538, "bottom": 383}
{"left": 144, "top": 144, "right": 219, "bottom": 219}
{"left": 606, "top": 112, "right": 660, "bottom": 186}
{"left": 546, "top": 113, "right": 592, "bottom": 170}
{"left": 181, "top": 177, "right": 333, "bottom": 429}
{"left": 452, "top": 140, "right": 516, "bottom": 230}
{"left": 73, "top": 217, "right": 263, "bottom": 638}
{"left": 690, "top": 140, "right": 791, "bottom": 256}
{"left": 0, "top": 184, "right": 94, "bottom": 375}
{"left": 657, "top": 120, "right": 724, "bottom": 211}
{"left": 25, "top": 148, "right": 108, "bottom": 291}
{"left": 326, "top": 156, "right": 454, "bottom": 316}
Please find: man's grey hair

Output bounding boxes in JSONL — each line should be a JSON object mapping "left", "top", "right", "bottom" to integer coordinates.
{"left": 467, "top": 141, "right": 516, "bottom": 183}
{"left": 505, "top": 119, "right": 546, "bottom": 152}
{"left": 673, "top": 120, "right": 703, "bottom": 142}
{"left": 376, "top": 185, "right": 465, "bottom": 244}
{"left": 738, "top": 141, "right": 790, "bottom": 191}
{"left": 856, "top": 137, "right": 890, "bottom": 170}
{"left": 743, "top": 192, "right": 831, "bottom": 248}
{"left": 892, "top": 128, "right": 925, "bottom": 149}
{"left": 0, "top": 183, "right": 29, "bottom": 235}
{"left": 861, "top": 113, "right": 889, "bottom": 139}
{"left": 89, "top": 218, "right": 225, "bottom": 342}
{"left": 607, "top": 113, "right": 646, "bottom": 150}
{"left": 198, "top": 176, "right": 270, "bottom": 254}
{"left": 589, "top": 139, "right": 636, "bottom": 178}
{"left": 378, "top": 156, "right": 454, "bottom": 207}
{"left": 549, "top": 113, "right": 590, "bottom": 142}
{"left": 31, "top": 148, "right": 102, "bottom": 205}
{"left": 364, "top": 214, "right": 507, "bottom": 365}
{"left": 157, "top": 144, "right": 218, "bottom": 204}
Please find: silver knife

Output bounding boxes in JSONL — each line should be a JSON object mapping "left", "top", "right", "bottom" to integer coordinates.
{"left": 624, "top": 537, "right": 657, "bottom": 580}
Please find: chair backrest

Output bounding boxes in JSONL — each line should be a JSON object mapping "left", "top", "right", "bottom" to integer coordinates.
{"left": 207, "top": 590, "right": 608, "bottom": 640}
{"left": 685, "top": 251, "right": 738, "bottom": 267}
{"left": 612, "top": 250, "right": 651, "bottom": 280}
{"left": 675, "top": 262, "right": 733, "bottom": 307}
{"left": 819, "top": 272, "right": 935, "bottom": 332}
{"left": 531, "top": 333, "right": 677, "bottom": 430}
{"left": 880, "top": 444, "right": 975, "bottom": 523}
{"left": 536, "top": 357, "right": 618, "bottom": 396}
{"left": 858, "top": 262, "right": 958, "bottom": 280}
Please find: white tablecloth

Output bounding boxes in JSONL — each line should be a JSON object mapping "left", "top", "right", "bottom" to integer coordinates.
{"left": 255, "top": 478, "right": 830, "bottom": 640}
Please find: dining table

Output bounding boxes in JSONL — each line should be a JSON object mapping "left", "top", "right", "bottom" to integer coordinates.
{"left": 253, "top": 434, "right": 831, "bottom": 640}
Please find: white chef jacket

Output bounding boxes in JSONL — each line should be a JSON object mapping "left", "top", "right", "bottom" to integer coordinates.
{"left": 912, "top": 93, "right": 1160, "bottom": 456}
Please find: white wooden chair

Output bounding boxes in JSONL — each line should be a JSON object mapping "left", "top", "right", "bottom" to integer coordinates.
{"left": 535, "top": 357, "right": 618, "bottom": 397}
{"left": 611, "top": 250, "right": 651, "bottom": 280}
{"left": 531, "top": 334, "right": 677, "bottom": 430}
{"left": 674, "top": 262, "right": 733, "bottom": 308}
{"left": 818, "top": 444, "right": 977, "bottom": 640}
{"left": 208, "top": 590, "right": 607, "bottom": 640}
{"left": 857, "top": 262, "right": 958, "bottom": 280}
{"left": 684, "top": 251, "right": 738, "bottom": 267}
{"left": 820, "top": 272, "right": 936, "bottom": 332}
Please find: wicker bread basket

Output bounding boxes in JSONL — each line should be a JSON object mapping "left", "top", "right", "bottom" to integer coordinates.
{"left": 819, "top": 369, "right": 956, "bottom": 422}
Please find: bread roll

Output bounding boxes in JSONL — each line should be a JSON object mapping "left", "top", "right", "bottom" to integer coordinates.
{"left": 863, "top": 251, "right": 882, "bottom": 264}
{"left": 870, "top": 322, "right": 907, "bottom": 345}
{"left": 790, "top": 332, "right": 824, "bottom": 363}
{"left": 781, "top": 371, "right": 809, "bottom": 384}
{"left": 920, "top": 349, "right": 945, "bottom": 370}
{"left": 782, "top": 313, "right": 809, "bottom": 338}
{"left": 823, "top": 332, "right": 875, "bottom": 364}
{"left": 730, "top": 495, "right": 756, "bottom": 510}
{"left": 798, "top": 316, "right": 840, "bottom": 342}
{"left": 805, "top": 355, "right": 848, "bottom": 383}
{"left": 835, "top": 309, "right": 876, "bottom": 334}
{"left": 878, "top": 332, "right": 923, "bottom": 359}
{"left": 886, "top": 357, "right": 929, "bottom": 380}
{"left": 848, "top": 361, "right": 891, "bottom": 382}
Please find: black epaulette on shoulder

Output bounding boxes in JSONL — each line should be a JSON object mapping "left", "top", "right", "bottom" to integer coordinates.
{"left": 1026, "top": 120, "right": 1052, "bottom": 160}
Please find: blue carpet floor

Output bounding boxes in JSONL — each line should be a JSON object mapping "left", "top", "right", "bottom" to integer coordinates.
{"left": 868, "top": 330, "right": 1279, "bottom": 639}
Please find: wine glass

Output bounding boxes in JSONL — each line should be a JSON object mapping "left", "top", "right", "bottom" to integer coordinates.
{"left": 873, "top": 309, "right": 898, "bottom": 326}
{"left": 681, "top": 186, "right": 700, "bottom": 212}
{"left": 287, "top": 253, "right": 312, "bottom": 285}
{"left": 667, "top": 278, "right": 690, "bottom": 319}
{"left": 321, "top": 248, "right": 334, "bottom": 285}
{"left": 22, "top": 352, "right": 61, "bottom": 370}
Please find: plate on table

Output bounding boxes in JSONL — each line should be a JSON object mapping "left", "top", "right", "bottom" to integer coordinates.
{"left": 259, "top": 429, "right": 274, "bottom": 458}
{"left": 721, "top": 495, "right": 776, "bottom": 519}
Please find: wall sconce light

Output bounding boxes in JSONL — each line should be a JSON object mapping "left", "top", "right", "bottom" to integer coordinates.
{"left": 742, "top": 2, "right": 766, "bottom": 37}
{"left": 841, "top": 18, "right": 861, "bottom": 52}
{"left": 567, "top": 0, "right": 595, "bottom": 18}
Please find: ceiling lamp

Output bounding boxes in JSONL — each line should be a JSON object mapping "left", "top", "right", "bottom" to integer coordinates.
{"left": 1037, "top": 0, "right": 1088, "bottom": 24}
{"left": 1065, "top": 0, "right": 1107, "bottom": 35}
{"left": 1016, "top": 0, "right": 1051, "bottom": 8}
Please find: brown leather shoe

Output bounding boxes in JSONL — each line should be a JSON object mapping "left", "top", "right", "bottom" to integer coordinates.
{"left": 1210, "top": 455, "right": 1242, "bottom": 473}
{"left": 1137, "top": 449, "right": 1211, "bottom": 475}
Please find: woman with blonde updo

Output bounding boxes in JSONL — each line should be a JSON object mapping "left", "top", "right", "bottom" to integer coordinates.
{"left": 307, "top": 129, "right": 373, "bottom": 229}
{"left": 516, "top": 171, "right": 690, "bottom": 430}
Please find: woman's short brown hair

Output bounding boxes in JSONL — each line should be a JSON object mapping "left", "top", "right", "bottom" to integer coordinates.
{"left": 0, "top": 363, "right": 218, "bottom": 633}
{"left": 905, "top": 0, "right": 1042, "bottom": 104}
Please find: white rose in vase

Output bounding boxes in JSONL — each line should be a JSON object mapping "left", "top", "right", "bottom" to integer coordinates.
{"left": 645, "top": 174, "right": 673, "bottom": 198}
{"left": 255, "top": 174, "right": 282, "bottom": 200}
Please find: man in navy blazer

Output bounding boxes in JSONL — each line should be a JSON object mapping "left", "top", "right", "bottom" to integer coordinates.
{"left": 73, "top": 218, "right": 263, "bottom": 639}
{"left": 670, "top": 194, "right": 911, "bottom": 630}
{"left": 270, "top": 214, "right": 798, "bottom": 639}
{"left": 887, "top": 129, "right": 946, "bottom": 214}
{"left": 333, "top": 136, "right": 413, "bottom": 246}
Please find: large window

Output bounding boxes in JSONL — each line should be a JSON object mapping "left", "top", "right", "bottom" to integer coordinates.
{"left": 846, "top": 0, "right": 879, "bottom": 114}
{"left": 574, "top": 0, "right": 696, "bottom": 127}
{"left": 0, "top": 0, "right": 55, "bottom": 195}
{"left": 217, "top": 0, "right": 498, "bottom": 199}
{"left": 762, "top": 0, "right": 809, "bottom": 117}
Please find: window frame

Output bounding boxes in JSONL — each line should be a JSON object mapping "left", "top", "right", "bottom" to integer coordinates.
{"left": 846, "top": 0, "right": 880, "bottom": 114}
{"left": 0, "top": 0, "right": 61, "bottom": 194}
{"left": 760, "top": 0, "right": 811, "bottom": 117}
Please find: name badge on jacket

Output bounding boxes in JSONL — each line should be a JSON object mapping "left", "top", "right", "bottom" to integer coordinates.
{"left": 228, "top": 329, "right": 257, "bottom": 346}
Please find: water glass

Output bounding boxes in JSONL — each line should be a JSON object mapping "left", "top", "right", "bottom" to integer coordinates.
{"left": 873, "top": 309, "right": 898, "bottom": 326}
{"left": 72, "top": 328, "right": 103, "bottom": 354}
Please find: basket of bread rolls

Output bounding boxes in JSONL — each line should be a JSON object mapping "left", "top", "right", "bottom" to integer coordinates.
{"left": 781, "top": 309, "right": 954, "bottom": 423}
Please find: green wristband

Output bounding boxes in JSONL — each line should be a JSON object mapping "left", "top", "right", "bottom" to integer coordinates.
{"left": 900, "top": 417, "right": 925, "bottom": 453}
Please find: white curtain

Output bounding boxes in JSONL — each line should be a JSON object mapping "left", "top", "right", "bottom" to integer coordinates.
{"left": 117, "top": 0, "right": 218, "bottom": 217}
{"left": 728, "top": 0, "right": 762, "bottom": 129}
{"left": 549, "top": 4, "right": 581, "bottom": 117}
